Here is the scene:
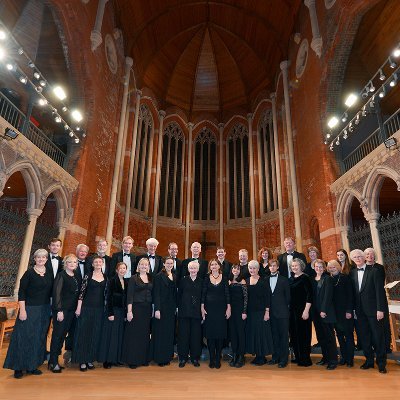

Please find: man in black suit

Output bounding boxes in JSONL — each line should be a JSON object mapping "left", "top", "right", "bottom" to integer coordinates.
{"left": 216, "top": 246, "right": 231, "bottom": 279}
{"left": 364, "top": 247, "right": 391, "bottom": 353}
{"left": 180, "top": 242, "right": 208, "bottom": 281}
{"left": 277, "top": 237, "right": 307, "bottom": 279}
{"left": 238, "top": 249, "right": 250, "bottom": 279}
{"left": 88, "top": 238, "right": 113, "bottom": 278}
{"left": 45, "top": 238, "right": 63, "bottom": 278}
{"left": 111, "top": 235, "right": 136, "bottom": 278}
{"left": 135, "top": 237, "right": 163, "bottom": 276}
{"left": 167, "top": 242, "right": 182, "bottom": 275}
{"left": 267, "top": 259, "right": 291, "bottom": 368}
{"left": 350, "top": 249, "right": 387, "bottom": 373}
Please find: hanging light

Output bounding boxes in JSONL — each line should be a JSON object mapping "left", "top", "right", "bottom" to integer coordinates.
{"left": 344, "top": 93, "right": 357, "bottom": 107}
{"left": 393, "top": 44, "right": 400, "bottom": 58}
{"left": 53, "top": 86, "right": 67, "bottom": 100}
{"left": 343, "top": 129, "right": 348, "bottom": 139}
{"left": 361, "top": 106, "right": 367, "bottom": 117}
{"left": 355, "top": 114, "right": 360, "bottom": 125}
{"left": 348, "top": 122, "right": 354, "bottom": 132}
{"left": 379, "top": 69, "right": 386, "bottom": 81}
{"left": 369, "top": 81, "right": 375, "bottom": 92}
{"left": 55, "top": 115, "right": 62, "bottom": 123}
{"left": 39, "top": 80, "right": 46, "bottom": 87}
{"left": 389, "top": 73, "right": 398, "bottom": 87}
{"left": 370, "top": 95, "right": 375, "bottom": 108}
{"left": 388, "top": 57, "right": 397, "bottom": 69}
{"left": 17, "top": 48, "right": 24, "bottom": 55}
{"left": 62, "top": 106, "right": 68, "bottom": 112}
{"left": 0, "top": 30, "right": 6, "bottom": 40}
{"left": 38, "top": 98, "right": 48, "bottom": 106}
{"left": 379, "top": 86, "right": 386, "bottom": 98}
{"left": 74, "top": 138, "right": 80, "bottom": 144}
{"left": 335, "top": 137, "right": 340, "bottom": 146}
{"left": 69, "top": 131, "right": 74, "bottom": 137}
{"left": 71, "top": 109, "right": 83, "bottom": 122}
{"left": 6, "top": 63, "right": 14, "bottom": 71}
{"left": 19, "top": 75, "right": 27, "bottom": 84}
{"left": 327, "top": 116, "right": 339, "bottom": 129}
{"left": 341, "top": 112, "right": 348, "bottom": 123}
{"left": 33, "top": 71, "right": 40, "bottom": 80}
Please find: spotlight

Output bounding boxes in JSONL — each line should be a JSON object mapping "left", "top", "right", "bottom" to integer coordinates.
{"left": 53, "top": 86, "right": 67, "bottom": 100}
{"left": 379, "top": 69, "right": 386, "bottom": 81}
{"left": 379, "top": 87, "right": 386, "bottom": 98}
{"left": 362, "top": 106, "right": 367, "bottom": 117}
{"left": 82, "top": 132, "right": 86, "bottom": 138}
{"left": 71, "top": 109, "right": 83, "bottom": 122}
{"left": 349, "top": 122, "right": 354, "bottom": 132}
{"left": 55, "top": 116, "right": 62, "bottom": 123}
{"left": 369, "top": 81, "right": 375, "bottom": 92}
{"left": 17, "top": 48, "right": 24, "bottom": 55}
{"left": 355, "top": 114, "right": 360, "bottom": 125}
{"left": 0, "top": 46, "right": 5, "bottom": 60}
{"left": 341, "top": 113, "right": 348, "bottom": 123}
{"left": 64, "top": 124, "right": 69, "bottom": 130}
{"left": 74, "top": 138, "right": 80, "bottom": 144}
{"left": 335, "top": 137, "right": 340, "bottom": 146}
{"left": 69, "top": 131, "right": 74, "bottom": 137}
{"left": 326, "top": 133, "right": 331, "bottom": 139}
{"left": 39, "top": 80, "right": 46, "bottom": 87}
{"left": 38, "top": 98, "right": 48, "bottom": 106}
{"left": 2, "top": 127, "right": 19, "bottom": 140}
{"left": 329, "top": 143, "right": 334, "bottom": 151}
{"left": 35, "top": 86, "right": 43, "bottom": 93}
{"left": 361, "top": 88, "right": 369, "bottom": 99}
{"left": 28, "top": 61, "right": 35, "bottom": 68}
{"left": 384, "top": 137, "right": 397, "bottom": 149}
{"left": 343, "top": 129, "right": 348, "bottom": 139}
{"left": 389, "top": 57, "right": 397, "bottom": 69}
{"left": 0, "top": 30, "right": 6, "bottom": 40}
{"left": 345, "top": 93, "right": 357, "bottom": 107}
{"left": 19, "top": 76, "right": 27, "bottom": 84}
{"left": 393, "top": 45, "right": 400, "bottom": 58}
{"left": 33, "top": 71, "right": 40, "bottom": 80}
{"left": 76, "top": 126, "right": 81, "bottom": 131}
{"left": 62, "top": 106, "right": 68, "bottom": 112}
{"left": 389, "top": 74, "right": 398, "bottom": 87}
{"left": 6, "top": 63, "right": 14, "bottom": 71}
{"left": 370, "top": 96, "right": 375, "bottom": 108}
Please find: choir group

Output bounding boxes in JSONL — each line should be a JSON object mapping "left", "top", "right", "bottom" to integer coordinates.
{"left": 3, "top": 236, "right": 391, "bottom": 379}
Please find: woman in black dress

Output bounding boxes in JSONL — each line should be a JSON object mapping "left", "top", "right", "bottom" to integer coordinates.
{"left": 121, "top": 257, "right": 153, "bottom": 369}
{"left": 289, "top": 258, "right": 313, "bottom": 367}
{"left": 312, "top": 259, "right": 338, "bottom": 370}
{"left": 228, "top": 264, "right": 247, "bottom": 368}
{"left": 72, "top": 255, "right": 106, "bottom": 371}
{"left": 48, "top": 254, "right": 79, "bottom": 373}
{"left": 245, "top": 260, "right": 273, "bottom": 366}
{"left": 201, "top": 259, "right": 231, "bottom": 369}
{"left": 177, "top": 260, "right": 203, "bottom": 368}
{"left": 4, "top": 249, "right": 53, "bottom": 379}
{"left": 258, "top": 247, "right": 272, "bottom": 278}
{"left": 98, "top": 262, "right": 128, "bottom": 369}
{"left": 152, "top": 257, "right": 177, "bottom": 366}
{"left": 327, "top": 259, "right": 354, "bottom": 367}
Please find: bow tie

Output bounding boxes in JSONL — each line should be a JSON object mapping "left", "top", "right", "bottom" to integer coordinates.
{"left": 286, "top": 252, "right": 294, "bottom": 256}
{"left": 51, "top": 255, "right": 58, "bottom": 260}
{"left": 78, "top": 260, "right": 85, "bottom": 264}
{"left": 123, "top": 253, "right": 130, "bottom": 257}
{"left": 270, "top": 274, "right": 278, "bottom": 278}
{"left": 358, "top": 268, "right": 365, "bottom": 272}
{"left": 149, "top": 255, "right": 155, "bottom": 259}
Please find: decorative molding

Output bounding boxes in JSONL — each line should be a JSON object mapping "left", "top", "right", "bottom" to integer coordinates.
{"left": 105, "top": 35, "right": 118, "bottom": 74}
{"left": 296, "top": 39, "right": 309, "bottom": 78}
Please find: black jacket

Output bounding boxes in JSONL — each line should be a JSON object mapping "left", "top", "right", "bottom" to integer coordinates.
{"left": 177, "top": 275, "right": 203, "bottom": 319}
{"left": 312, "top": 275, "right": 336, "bottom": 324}
{"left": 267, "top": 274, "right": 290, "bottom": 319}
{"left": 45, "top": 255, "right": 63, "bottom": 278}
{"left": 331, "top": 273, "right": 353, "bottom": 322}
{"left": 106, "top": 274, "right": 128, "bottom": 316}
{"left": 135, "top": 254, "right": 163, "bottom": 276}
{"left": 111, "top": 251, "right": 136, "bottom": 276}
{"left": 277, "top": 251, "right": 307, "bottom": 279}
{"left": 153, "top": 272, "right": 177, "bottom": 313}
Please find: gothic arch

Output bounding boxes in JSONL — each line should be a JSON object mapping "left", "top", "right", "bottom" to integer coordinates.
{"left": 40, "top": 184, "right": 71, "bottom": 223}
{"left": 336, "top": 186, "right": 362, "bottom": 227}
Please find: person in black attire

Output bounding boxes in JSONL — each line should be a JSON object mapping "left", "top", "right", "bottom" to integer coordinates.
{"left": 122, "top": 257, "right": 153, "bottom": 368}
{"left": 238, "top": 249, "right": 250, "bottom": 280}
{"left": 258, "top": 247, "right": 272, "bottom": 278}
{"left": 304, "top": 246, "right": 319, "bottom": 279}
{"left": 364, "top": 247, "right": 391, "bottom": 353}
{"left": 216, "top": 246, "right": 232, "bottom": 279}
{"left": 87, "top": 239, "right": 113, "bottom": 278}
{"left": 228, "top": 264, "right": 248, "bottom": 368}
{"left": 111, "top": 236, "right": 136, "bottom": 279}
{"left": 289, "top": 258, "right": 313, "bottom": 367}
{"left": 98, "top": 262, "right": 129, "bottom": 369}
{"left": 48, "top": 254, "right": 79, "bottom": 373}
{"left": 201, "top": 259, "right": 231, "bottom": 369}
{"left": 179, "top": 242, "right": 208, "bottom": 282}
{"left": 312, "top": 260, "right": 338, "bottom": 370}
{"left": 327, "top": 259, "right": 354, "bottom": 367}
{"left": 152, "top": 257, "right": 177, "bottom": 366}
{"left": 245, "top": 260, "right": 273, "bottom": 366}
{"left": 349, "top": 249, "right": 387, "bottom": 374}
{"left": 267, "top": 259, "right": 290, "bottom": 368}
{"left": 72, "top": 256, "right": 106, "bottom": 371}
{"left": 45, "top": 238, "right": 63, "bottom": 278}
{"left": 177, "top": 260, "right": 203, "bottom": 367}
{"left": 278, "top": 237, "right": 307, "bottom": 279}
{"left": 135, "top": 237, "right": 163, "bottom": 276}
{"left": 167, "top": 242, "right": 182, "bottom": 275}
{"left": 4, "top": 249, "right": 53, "bottom": 379}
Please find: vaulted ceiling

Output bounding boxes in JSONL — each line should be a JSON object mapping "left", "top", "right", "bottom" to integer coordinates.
{"left": 114, "top": 0, "right": 303, "bottom": 120}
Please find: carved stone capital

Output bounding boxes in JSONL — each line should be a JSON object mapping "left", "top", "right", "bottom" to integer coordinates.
{"left": 270, "top": 92, "right": 276, "bottom": 100}
{"left": 159, "top": 110, "right": 166, "bottom": 119}
{"left": 26, "top": 208, "right": 43, "bottom": 220}
{"left": 125, "top": 57, "right": 133, "bottom": 67}
{"left": 364, "top": 212, "right": 381, "bottom": 223}
{"left": 90, "top": 30, "right": 103, "bottom": 52}
{"left": 187, "top": 122, "right": 194, "bottom": 130}
{"left": 311, "top": 37, "right": 323, "bottom": 58}
{"left": 280, "top": 60, "right": 290, "bottom": 72}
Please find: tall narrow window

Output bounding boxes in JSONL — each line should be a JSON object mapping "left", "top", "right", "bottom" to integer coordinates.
{"left": 227, "top": 124, "right": 250, "bottom": 220}
{"left": 258, "top": 111, "right": 277, "bottom": 213}
{"left": 158, "top": 122, "right": 185, "bottom": 219}
{"left": 193, "top": 128, "right": 217, "bottom": 221}
{"left": 131, "top": 104, "right": 154, "bottom": 213}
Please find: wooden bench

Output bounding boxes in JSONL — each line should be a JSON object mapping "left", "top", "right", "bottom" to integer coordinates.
{"left": 0, "top": 301, "right": 19, "bottom": 351}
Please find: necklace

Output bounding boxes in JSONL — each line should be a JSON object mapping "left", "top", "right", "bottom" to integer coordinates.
{"left": 211, "top": 273, "right": 220, "bottom": 280}
{"left": 333, "top": 274, "right": 341, "bottom": 286}
{"left": 34, "top": 266, "right": 46, "bottom": 276}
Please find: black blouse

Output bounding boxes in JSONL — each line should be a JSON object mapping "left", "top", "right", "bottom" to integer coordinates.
{"left": 289, "top": 274, "right": 313, "bottom": 312}
{"left": 106, "top": 275, "right": 129, "bottom": 316}
{"left": 229, "top": 282, "right": 248, "bottom": 314}
{"left": 79, "top": 273, "right": 106, "bottom": 308}
{"left": 246, "top": 277, "right": 269, "bottom": 312}
{"left": 178, "top": 275, "right": 203, "bottom": 319}
{"left": 201, "top": 276, "right": 230, "bottom": 306}
{"left": 127, "top": 274, "right": 153, "bottom": 305}
{"left": 52, "top": 270, "right": 79, "bottom": 311}
{"left": 18, "top": 267, "right": 53, "bottom": 306}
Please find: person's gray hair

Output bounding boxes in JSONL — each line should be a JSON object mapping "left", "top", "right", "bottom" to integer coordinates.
{"left": 188, "top": 260, "right": 200, "bottom": 270}
{"left": 33, "top": 248, "right": 48, "bottom": 259}
{"left": 146, "top": 237, "right": 159, "bottom": 246}
{"left": 248, "top": 260, "right": 259, "bottom": 269}
{"left": 292, "top": 258, "right": 306, "bottom": 271}
{"left": 350, "top": 249, "right": 364, "bottom": 260}
{"left": 76, "top": 243, "right": 89, "bottom": 252}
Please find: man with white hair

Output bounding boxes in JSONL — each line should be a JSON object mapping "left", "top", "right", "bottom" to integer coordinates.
{"left": 179, "top": 242, "right": 208, "bottom": 281}
{"left": 135, "top": 237, "right": 163, "bottom": 276}
{"left": 349, "top": 249, "right": 387, "bottom": 373}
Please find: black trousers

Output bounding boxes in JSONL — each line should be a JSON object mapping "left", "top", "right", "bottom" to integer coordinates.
{"left": 270, "top": 316, "right": 289, "bottom": 364}
{"left": 313, "top": 315, "right": 338, "bottom": 365}
{"left": 49, "top": 310, "right": 75, "bottom": 365}
{"left": 207, "top": 339, "right": 223, "bottom": 361}
{"left": 334, "top": 318, "right": 354, "bottom": 363}
{"left": 177, "top": 317, "right": 202, "bottom": 361}
{"left": 357, "top": 312, "right": 386, "bottom": 368}
{"left": 229, "top": 312, "right": 246, "bottom": 356}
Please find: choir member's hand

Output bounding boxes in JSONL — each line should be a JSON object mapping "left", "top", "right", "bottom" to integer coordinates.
{"left": 19, "top": 309, "right": 27, "bottom": 321}
{"left": 377, "top": 311, "right": 384, "bottom": 321}
{"left": 154, "top": 310, "right": 161, "bottom": 320}
{"left": 201, "top": 305, "right": 207, "bottom": 320}
{"left": 108, "top": 315, "right": 115, "bottom": 321}
{"left": 264, "top": 309, "right": 270, "bottom": 321}
{"left": 320, "top": 312, "right": 327, "bottom": 319}
{"left": 301, "top": 310, "right": 309, "bottom": 320}
{"left": 225, "top": 306, "right": 231, "bottom": 319}
{"left": 57, "top": 311, "right": 64, "bottom": 322}
{"left": 127, "top": 311, "right": 133, "bottom": 322}
{"left": 345, "top": 312, "right": 352, "bottom": 319}
{"left": 242, "top": 313, "right": 247, "bottom": 320}
{"left": 353, "top": 311, "right": 357, "bottom": 320}
{"left": 75, "top": 307, "right": 81, "bottom": 317}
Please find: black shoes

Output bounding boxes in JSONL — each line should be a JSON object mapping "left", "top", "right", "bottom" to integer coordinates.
{"left": 191, "top": 359, "right": 200, "bottom": 367}
{"left": 49, "top": 364, "right": 62, "bottom": 373}
{"left": 178, "top": 360, "right": 186, "bottom": 368}
{"left": 158, "top": 362, "right": 170, "bottom": 367}
{"left": 327, "top": 364, "right": 337, "bottom": 370}
{"left": 26, "top": 369, "right": 42, "bottom": 375}
{"left": 103, "top": 362, "right": 112, "bottom": 369}
{"left": 360, "top": 362, "right": 374, "bottom": 370}
{"left": 338, "top": 358, "right": 346, "bottom": 365}
{"left": 316, "top": 359, "right": 327, "bottom": 366}
{"left": 379, "top": 367, "right": 387, "bottom": 374}
{"left": 80, "top": 364, "right": 88, "bottom": 372}
{"left": 267, "top": 359, "right": 278, "bottom": 365}
{"left": 278, "top": 363, "right": 287, "bottom": 368}
{"left": 87, "top": 363, "right": 95, "bottom": 370}
{"left": 14, "top": 370, "right": 23, "bottom": 379}
{"left": 250, "top": 356, "right": 266, "bottom": 366}
{"left": 229, "top": 354, "right": 237, "bottom": 367}
{"left": 235, "top": 355, "right": 245, "bottom": 368}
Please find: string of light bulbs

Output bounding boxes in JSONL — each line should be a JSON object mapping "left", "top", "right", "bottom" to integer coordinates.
{"left": 0, "top": 21, "right": 84, "bottom": 143}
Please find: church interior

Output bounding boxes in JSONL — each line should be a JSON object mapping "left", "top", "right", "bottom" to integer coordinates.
{"left": 0, "top": 0, "right": 400, "bottom": 396}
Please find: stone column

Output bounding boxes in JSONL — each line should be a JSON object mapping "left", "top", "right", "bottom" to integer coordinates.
{"left": 339, "top": 225, "right": 350, "bottom": 253}
{"left": 90, "top": 0, "right": 109, "bottom": 51}
{"left": 271, "top": 93, "right": 285, "bottom": 250}
{"left": 123, "top": 90, "right": 142, "bottom": 237}
{"left": 106, "top": 57, "right": 133, "bottom": 251}
{"left": 365, "top": 212, "right": 384, "bottom": 264}
{"left": 247, "top": 114, "right": 257, "bottom": 259}
{"left": 280, "top": 61, "right": 303, "bottom": 250}
{"left": 0, "top": 171, "right": 7, "bottom": 198}
{"left": 14, "top": 208, "right": 42, "bottom": 296}
{"left": 152, "top": 110, "right": 166, "bottom": 237}
{"left": 57, "top": 221, "right": 68, "bottom": 246}
{"left": 304, "top": 0, "right": 323, "bottom": 58}
{"left": 184, "top": 123, "right": 194, "bottom": 258}
{"left": 218, "top": 123, "right": 224, "bottom": 247}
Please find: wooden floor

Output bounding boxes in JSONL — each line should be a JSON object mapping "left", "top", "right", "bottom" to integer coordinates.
{"left": 1, "top": 343, "right": 399, "bottom": 400}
